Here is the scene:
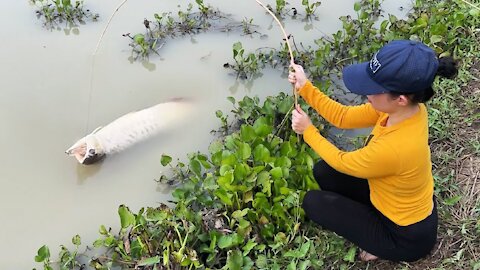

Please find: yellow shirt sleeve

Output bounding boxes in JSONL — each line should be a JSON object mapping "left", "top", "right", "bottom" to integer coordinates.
{"left": 303, "top": 125, "right": 399, "bottom": 179}
{"left": 298, "top": 80, "right": 380, "bottom": 129}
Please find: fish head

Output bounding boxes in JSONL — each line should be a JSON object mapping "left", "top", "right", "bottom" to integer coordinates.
{"left": 65, "top": 134, "right": 106, "bottom": 165}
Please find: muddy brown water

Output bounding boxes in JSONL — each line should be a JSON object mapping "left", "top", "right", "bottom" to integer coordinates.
{"left": 0, "top": 0, "right": 408, "bottom": 268}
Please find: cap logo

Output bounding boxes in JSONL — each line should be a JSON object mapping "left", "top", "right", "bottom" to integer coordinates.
{"left": 370, "top": 53, "right": 381, "bottom": 74}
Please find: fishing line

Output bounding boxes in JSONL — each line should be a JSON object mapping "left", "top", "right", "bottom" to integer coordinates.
{"left": 85, "top": 0, "right": 129, "bottom": 134}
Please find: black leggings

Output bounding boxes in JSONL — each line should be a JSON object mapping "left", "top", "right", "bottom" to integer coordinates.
{"left": 302, "top": 160, "right": 438, "bottom": 262}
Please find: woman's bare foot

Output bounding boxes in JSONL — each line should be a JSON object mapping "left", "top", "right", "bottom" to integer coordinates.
{"left": 359, "top": 250, "right": 378, "bottom": 261}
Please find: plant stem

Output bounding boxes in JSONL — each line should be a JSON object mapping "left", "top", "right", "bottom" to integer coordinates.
{"left": 274, "top": 104, "right": 294, "bottom": 137}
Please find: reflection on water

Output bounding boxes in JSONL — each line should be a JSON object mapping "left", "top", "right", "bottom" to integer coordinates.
{"left": 0, "top": 0, "right": 409, "bottom": 268}
{"left": 76, "top": 162, "right": 103, "bottom": 184}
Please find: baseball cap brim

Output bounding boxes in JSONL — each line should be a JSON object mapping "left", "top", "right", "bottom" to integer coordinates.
{"left": 342, "top": 62, "right": 389, "bottom": 95}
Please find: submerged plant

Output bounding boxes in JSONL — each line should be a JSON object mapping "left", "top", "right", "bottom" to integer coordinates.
{"left": 31, "top": 0, "right": 98, "bottom": 29}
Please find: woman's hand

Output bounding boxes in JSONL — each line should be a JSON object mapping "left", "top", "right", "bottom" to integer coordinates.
{"left": 288, "top": 61, "right": 308, "bottom": 90}
{"left": 292, "top": 105, "right": 312, "bottom": 134}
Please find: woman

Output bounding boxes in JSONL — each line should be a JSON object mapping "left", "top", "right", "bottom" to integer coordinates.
{"left": 288, "top": 40, "right": 457, "bottom": 262}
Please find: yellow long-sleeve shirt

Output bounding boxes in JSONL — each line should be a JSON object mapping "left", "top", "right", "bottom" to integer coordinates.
{"left": 299, "top": 81, "right": 434, "bottom": 226}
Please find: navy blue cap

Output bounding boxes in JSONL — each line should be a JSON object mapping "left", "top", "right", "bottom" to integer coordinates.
{"left": 342, "top": 40, "right": 439, "bottom": 95}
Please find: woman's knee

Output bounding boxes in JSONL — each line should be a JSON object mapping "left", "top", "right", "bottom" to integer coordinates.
{"left": 313, "top": 160, "right": 336, "bottom": 189}
{"left": 302, "top": 190, "right": 336, "bottom": 217}
{"left": 313, "top": 160, "right": 330, "bottom": 177}
{"left": 302, "top": 190, "right": 347, "bottom": 230}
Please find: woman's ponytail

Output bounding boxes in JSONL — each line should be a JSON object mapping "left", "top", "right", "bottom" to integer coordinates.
{"left": 421, "top": 86, "right": 434, "bottom": 103}
{"left": 416, "top": 57, "right": 458, "bottom": 103}
{"left": 437, "top": 56, "right": 458, "bottom": 79}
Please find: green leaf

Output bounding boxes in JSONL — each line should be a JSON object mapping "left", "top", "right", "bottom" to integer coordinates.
{"left": 218, "top": 234, "right": 242, "bottom": 249}
{"left": 270, "top": 167, "right": 283, "bottom": 180}
{"left": 222, "top": 152, "right": 238, "bottom": 166}
{"left": 280, "top": 141, "right": 293, "bottom": 156}
{"left": 444, "top": 195, "right": 462, "bottom": 206}
{"left": 233, "top": 42, "right": 242, "bottom": 57}
{"left": 130, "top": 237, "right": 145, "bottom": 258}
{"left": 287, "top": 261, "right": 297, "bottom": 270}
{"left": 353, "top": 2, "right": 361, "bottom": 11}
{"left": 430, "top": 35, "right": 443, "bottom": 44}
{"left": 226, "top": 250, "right": 243, "bottom": 270}
{"left": 227, "top": 96, "right": 236, "bottom": 104}
{"left": 470, "top": 8, "right": 480, "bottom": 17}
{"left": 242, "top": 239, "right": 257, "bottom": 256}
{"left": 99, "top": 225, "right": 108, "bottom": 235}
{"left": 238, "top": 142, "right": 251, "bottom": 160}
{"left": 118, "top": 205, "right": 135, "bottom": 229}
{"left": 214, "top": 188, "right": 233, "bottom": 206}
{"left": 138, "top": 256, "right": 160, "bottom": 266}
{"left": 145, "top": 208, "right": 168, "bottom": 222}
{"left": 253, "top": 117, "right": 273, "bottom": 137}
{"left": 343, "top": 246, "right": 357, "bottom": 262}
{"left": 278, "top": 98, "right": 292, "bottom": 114}
{"left": 72, "top": 235, "right": 81, "bottom": 246}
{"left": 220, "top": 164, "right": 233, "bottom": 176}
{"left": 218, "top": 171, "right": 234, "bottom": 189}
{"left": 430, "top": 23, "right": 447, "bottom": 35}
{"left": 160, "top": 154, "right": 172, "bottom": 166}
{"left": 234, "top": 164, "right": 249, "bottom": 180}
{"left": 255, "top": 255, "right": 268, "bottom": 268}
{"left": 274, "top": 156, "right": 292, "bottom": 168}
{"left": 253, "top": 144, "right": 270, "bottom": 163}
{"left": 240, "top": 125, "right": 256, "bottom": 142}
{"left": 242, "top": 256, "right": 254, "bottom": 270}
{"left": 133, "top": 34, "right": 145, "bottom": 44}
{"left": 299, "top": 260, "right": 312, "bottom": 270}
{"left": 93, "top": 239, "right": 104, "bottom": 248}
{"left": 34, "top": 245, "right": 50, "bottom": 262}
{"left": 189, "top": 159, "right": 202, "bottom": 176}
{"left": 253, "top": 195, "right": 270, "bottom": 211}
{"left": 257, "top": 171, "right": 271, "bottom": 196}
{"left": 209, "top": 140, "right": 224, "bottom": 154}
{"left": 224, "top": 135, "right": 237, "bottom": 150}
{"left": 62, "top": 0, "right": 71, "bottom": 7}
{"left": 232, "top": 208, "right": 249, "bottom": 219}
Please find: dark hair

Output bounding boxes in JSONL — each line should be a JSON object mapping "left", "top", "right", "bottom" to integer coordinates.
{"left": 389, "top": 56, "right": 458, "bottom": 103}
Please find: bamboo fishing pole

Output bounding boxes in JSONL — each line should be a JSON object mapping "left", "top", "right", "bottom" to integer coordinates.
{"left": 254, "top": 0, "right": 299, "bottom": 109}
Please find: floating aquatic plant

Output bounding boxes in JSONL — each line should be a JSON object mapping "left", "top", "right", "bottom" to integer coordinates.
{"left": 125, "top": 2, "right": 257, "bottom": 60}
{"left": 31, "top": 0, "right": 99, "bottom": 30}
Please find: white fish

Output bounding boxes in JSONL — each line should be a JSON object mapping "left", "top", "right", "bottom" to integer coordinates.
{"left": 66, "top": 98, "right": 192, "bottom": 165}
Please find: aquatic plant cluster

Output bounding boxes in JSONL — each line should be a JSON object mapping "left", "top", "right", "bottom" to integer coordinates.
{"left": 226, "top": 0, "right": 480, "bottom": 82}
{"left": 124, "top": 1, "right": 256, "bottom": 60}
{"left": 31, "top": 0, "right": 99, "bottom": 29}
{"left": 124, "top": 0, "right": 324, "bottom": 61}
{"left": 34, "top": 0, "right": 480, "bottom": 269}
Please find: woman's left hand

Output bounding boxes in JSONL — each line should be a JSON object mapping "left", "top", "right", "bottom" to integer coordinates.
{"left": 292, "top": 105, "right": 312, "bottom": 134}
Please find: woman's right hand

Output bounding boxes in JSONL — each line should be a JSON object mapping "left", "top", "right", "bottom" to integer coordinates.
{"left": 288, "top": 61, "right": 308, "bottom": 90}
